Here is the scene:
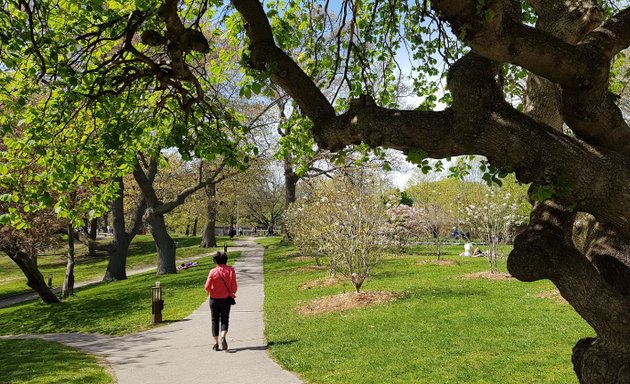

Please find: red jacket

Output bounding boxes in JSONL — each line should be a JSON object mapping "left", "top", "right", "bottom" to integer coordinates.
{"left": 205, "top": 264, "right": 237, "bottom": 299}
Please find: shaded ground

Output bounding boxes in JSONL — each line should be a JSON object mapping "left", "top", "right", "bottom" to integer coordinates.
{"left": 298, "top": 291, "right": 399, "bottom": 315}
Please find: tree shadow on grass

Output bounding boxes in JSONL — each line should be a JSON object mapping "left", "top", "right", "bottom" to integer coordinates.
{"left": 0, "top": 267, "right": 211, "bottom": 336}
{"left": 0, "top": 339, "right": 112, "bottom": 384}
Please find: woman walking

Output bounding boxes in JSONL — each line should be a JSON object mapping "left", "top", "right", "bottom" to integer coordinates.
{"left": 204, "top": 251, "right": 238, "bottom": 351}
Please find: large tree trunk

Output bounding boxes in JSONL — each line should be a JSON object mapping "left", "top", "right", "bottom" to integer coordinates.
{"left": 104, "top": 178, "right": 130, "bottom": 281}
{"left": 103, "top": 212, "right": 109, "bottom": 233}
{"left": 192, "top": 218, "right": 198, "bottom": 236}
{"left": 89, "top": 218, "right": 98, "bottom": 240}
{"left": 282, "top": 169, "right": 299, "bottom": 242}
{"left": 62, "top": 223, "right": 76, "bottom": 299}
{"left": 508, "top": 202, "right": 630, "bottom": 384}
{"left": 149, "top": 212, "right": 177, "bottom": 274}
{"left": 515, "top": 4, "right": 630, "bottom": 382}
{"left": 285, "top": 170, "right": 299, "bottom": 206}
{"left": 233, "top": 1, "right": 630, "bottom": 382}
{"left": 201, "top": 182, "right": 217, "bottom": 248}
{"left": 573, "top": 337, "right": 630, "bottom": 384}
{"left": 103, "top": 175, "right": 148, "bottom": 281}
{"left": 8, "top": 250, "right": 59, "bottom": 304}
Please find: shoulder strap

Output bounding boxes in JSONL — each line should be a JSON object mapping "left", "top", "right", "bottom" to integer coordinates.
{"left": 217, "top": 270, "right": 233, "bottom": 295}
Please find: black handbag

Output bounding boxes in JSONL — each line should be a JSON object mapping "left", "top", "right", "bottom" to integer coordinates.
{"left": 218, "top": 273, "right": 236, "bottom": 305}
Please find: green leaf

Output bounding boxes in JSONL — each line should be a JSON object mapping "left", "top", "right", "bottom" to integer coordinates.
{"left": 530, "top": 185, "right": 555, "bottom": 202}
{"left": 251, "top": 82, "right": 263, "bottom": 95}
{"left": 406, "top": 148, "right": 428, "bottom": 165}
{"left": 0, "top": 214, "right": 10, "bottom": 224}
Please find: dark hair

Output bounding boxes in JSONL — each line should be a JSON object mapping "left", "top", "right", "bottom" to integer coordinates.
{"left": 213, "top": 251, "right": 228, "bottom": 265}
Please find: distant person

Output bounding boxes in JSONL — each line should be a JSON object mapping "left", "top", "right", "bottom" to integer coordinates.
{"left": 228, "top": 225, "right": 236, "bottom": 239}
{"left": 204, "top": 251, "right": 238, "bottom": 351}
{"left": 461, "top": 242, "right": 472, "bottom": 257}
{"left": 266, "top": 225, "right": 274, "bottom": 237}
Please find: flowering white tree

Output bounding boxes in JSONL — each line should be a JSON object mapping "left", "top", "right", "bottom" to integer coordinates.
{"left": 417, "top": 203, "right": 453, "bottom": 259}
{"left": 286, "top": 174, "right": 389, "bottom": 292}
{"left": 384, "top": 189, "right": 453, "bottom": 259}
{"left": 384, "top": 194, "right": 423, "bottom": 250}
{"left": 284, "top": 202, "right": 327, "bottom": 266}
{"left": 464, "top": 189, "right": 526, "bottom": 273}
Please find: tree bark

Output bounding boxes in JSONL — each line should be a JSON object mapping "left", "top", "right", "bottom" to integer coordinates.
{"left": 148, "top": 211, "right": 177, "bottom": 274}
{"left": 8, "top": 250, "right": 59, "bottom": 304}
{"left": 192, "top": 218, "right": 198, "bottom": 236}
{"left": 285, "top": 170, "right": 299, "bottom": 206}
{"left": 231, "top": 1, "right": 630, "bottom": 382}
{"left": 104, "top": 178, "right": 130, "bottom": 281}
{"left": 201, "top": 182, "right": 217, "bottom": 248}
{"left": 89, "top": 218, "right": 98, "bottom": 240}
{"left": 62, "top": 223, "right": 76, "bottom": 299}
{"left": 132, "top": 154, "right": 224, "bottom": 272}
{"left": 573, "top": 337, "right": 630, "bottom": 384}
{"left": 103, "top": 212, "right": 109, "bottom": 233}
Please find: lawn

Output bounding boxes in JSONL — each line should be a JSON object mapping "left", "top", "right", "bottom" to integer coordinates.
{"left": 0, "top": 251, "right": 239, "bottom": 335}
{"left": 260, "top": 239, "right": 593, "bottom": 384}
{"left": 0, "top": 339, "right": 113, "bottom": 384}
{"left": 0, "top": 242, "right": 240, "bottom": 384}
{"left": 0, "top": 234, "right": 234, "bottom": 299}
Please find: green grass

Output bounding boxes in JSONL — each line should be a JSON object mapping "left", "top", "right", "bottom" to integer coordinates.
{"left": 260, "top": 239, "right": 593, "bottom": 384}
{"left": 0, "top": 251, "right": 239, "bottom": 335}
{"left": 0, "top": 236, "right": 239, "bottom": 384}
{"left": 0, "top": 235, "right": 234, "bottom": 299}
{"left": 0, "top": 339, "right": 113, "bottom": 384}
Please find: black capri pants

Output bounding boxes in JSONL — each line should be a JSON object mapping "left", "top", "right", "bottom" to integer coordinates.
{"left": 209, "top": 297, "right": 232, "bottom": 336}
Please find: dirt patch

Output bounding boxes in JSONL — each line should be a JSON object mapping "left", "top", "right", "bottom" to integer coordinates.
{"left": 462, "top": 271, "right": 514, "bottom": 280}
{"left": 417, "top": 259, "right": 459, "bottom": 266}
{"left": 535, "top": 289, "right": 568, "bottom": 304}
{"left": 299, "top": 276, "right": 344, "bottom": 290}
{"left": 298, "top": 291, "right": 399, "bottom": 315}
{"left": 293, "top": 265, "right": 328, "bottom": 272}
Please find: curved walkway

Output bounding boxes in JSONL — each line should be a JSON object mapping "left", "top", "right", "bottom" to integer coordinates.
{"left": 6, "top": 238, "right": 303, "bottom": 384}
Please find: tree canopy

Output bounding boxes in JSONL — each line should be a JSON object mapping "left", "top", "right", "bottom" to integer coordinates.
{"left": 2, "top": 0, "right": 630, "bottom": 382}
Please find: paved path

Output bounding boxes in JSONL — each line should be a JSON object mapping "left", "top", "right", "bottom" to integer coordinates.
{"left": 5, "top": 238, "right": 303, "bottom": 384}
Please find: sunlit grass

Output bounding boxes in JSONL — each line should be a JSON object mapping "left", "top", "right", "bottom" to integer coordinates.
{"left": 0, "top": 339, "right": 113, "bottom": 384}
{"left": 0, "top": 235, "right": 234, "bottom": 299}
{"left": 0, "top": 252, "right": 238, "bottom": 335}
{"left": 260, "top": 239, "right": 592, "bottom": 384}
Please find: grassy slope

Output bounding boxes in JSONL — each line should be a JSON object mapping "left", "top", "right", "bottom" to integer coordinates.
{"left": 0, "top": 251, "right": 240, "bottom": 335}
{"left": 260, "top": 239, "right": 593, "bottom": 384}
{"left": 0, "top": 244, "right": 241, "bottom": 384}
{"left": 0, "top": 243, "right": 240, "bottom": 384}
{"left": 0, "top": 339, "right": 113, "bottom": 384}
{"left": 0, "top": 235, "right": 234, "bottom": 299}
